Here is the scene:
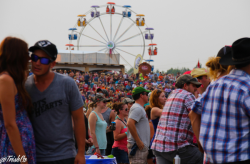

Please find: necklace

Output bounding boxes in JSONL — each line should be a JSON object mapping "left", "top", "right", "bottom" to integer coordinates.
{"left": 117, "top": 116, "right": 127, "bottom": 126}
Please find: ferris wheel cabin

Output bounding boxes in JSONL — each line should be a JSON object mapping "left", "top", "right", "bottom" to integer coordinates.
{"left": 77, "top": 15, "right": 86, "bottom": 27}
{"left": 145, "top": 28, "right": 154, "bottom": 40}
{"left": 91, "top": 6, "right": 100, "bottom": 17}
{"left": 122, "top": 5, "right": 131, "bottom": 17}
{"left": 68, "top": 28, "right": 77, "bottom": 40}
{"left": 65, "top": 44, "right": 74, "bottom": 50}
{"left": 148, "top": 43, "right": 157, "bottom": 55}
{"left": 136, "top": 14, "right": 145, "bottom": 26}
{"left": 106, "top": 2, "right": 115, "bottom": 14}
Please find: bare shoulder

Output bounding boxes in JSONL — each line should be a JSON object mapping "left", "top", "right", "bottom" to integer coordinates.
{"left": 151, "top": 107, "right": 161, "bottom": 111}
{"left": 0, "top": 74, "right": 15, "bottom": 86}
{"left": 115, "top": 119, "right": 124, "bottom": 128}
{"left": 110, "top": 109, "right": 115, "bottom": 115}
{"left": 89, "top": 112, "right": 97, "bottom": 118}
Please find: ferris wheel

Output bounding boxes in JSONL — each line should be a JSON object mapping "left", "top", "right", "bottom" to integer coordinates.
{"left": 67, "top": 2, "right": 157, "bottom": 68}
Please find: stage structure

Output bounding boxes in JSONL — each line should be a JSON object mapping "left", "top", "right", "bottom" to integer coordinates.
{"left": 53, "top": 50, "right": 124, "bottom": 72}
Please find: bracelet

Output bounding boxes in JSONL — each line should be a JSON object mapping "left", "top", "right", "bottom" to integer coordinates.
{"left": 89, "top": 136, "right": 92, "bottom": 138}
{"left": 125, "top": 132, "right": 127, "bottom": 136}
{"left": 95, "top": 147, "right": 99, "bottom": 149}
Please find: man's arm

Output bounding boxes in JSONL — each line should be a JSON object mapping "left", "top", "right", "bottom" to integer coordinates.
{"left": 188, "top": 110, "right": 201, "bottom": 140}
{"left": 127, "top": 118, "right": 144, "bottom": 150}
{"left": 71, "top": 108, "right": 86, "bottom": 164}
{"left": 188, "top": 110, "right": 204, "bottom": 153}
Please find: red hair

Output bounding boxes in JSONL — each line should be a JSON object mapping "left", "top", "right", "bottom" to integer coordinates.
{"left": 149, "top": 90, "right": 164, "bottom": 109}
{"left": 0, "top": 37, "right": 32, "bottom": 113}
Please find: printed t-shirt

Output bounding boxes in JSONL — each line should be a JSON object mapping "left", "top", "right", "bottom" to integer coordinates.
{"left": 25, "top": 73, "right": 84, "bottom": 162}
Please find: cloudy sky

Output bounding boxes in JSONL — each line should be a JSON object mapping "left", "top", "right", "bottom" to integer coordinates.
{"left": 1, "top": 0, "right": 250, "bottom": 71}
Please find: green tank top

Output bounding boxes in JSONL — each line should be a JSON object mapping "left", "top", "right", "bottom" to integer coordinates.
{"left": 90, "top": 111, "right": 107, "bottom": 149}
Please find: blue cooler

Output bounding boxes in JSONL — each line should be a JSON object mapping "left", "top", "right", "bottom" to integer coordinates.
{"left": 85, "top": 155, "right": 117, "bottom": 164}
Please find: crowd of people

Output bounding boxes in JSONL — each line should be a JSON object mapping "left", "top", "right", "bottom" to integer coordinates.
{"left": 54, "top": 69, "right": 179, "bottom": 109}
{"left": 0, "top": 36, "right": 250, "bottom": 164}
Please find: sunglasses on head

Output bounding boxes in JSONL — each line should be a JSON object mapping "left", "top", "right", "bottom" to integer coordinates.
{"left": 157, "top": 89, "right": 162, "bottom": 93}
{"left": 31, "top": 54, "right": 53, "bottom": 65}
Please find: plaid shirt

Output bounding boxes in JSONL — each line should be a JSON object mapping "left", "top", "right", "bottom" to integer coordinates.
{"left": 192, "top": 69, "right": 250, "bottom": 163}
{"left": 151, "top": 89, "right": 195, "bottom": 152}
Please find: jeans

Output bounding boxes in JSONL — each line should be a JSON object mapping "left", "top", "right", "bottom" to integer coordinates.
{"left": 153, "top": 145, "right": 203, "bottom": 164}
{"left": 111, "top": 147, "right": 129, "bottom": 163}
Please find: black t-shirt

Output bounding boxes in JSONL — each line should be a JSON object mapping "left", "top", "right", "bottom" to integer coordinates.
{"left": 84, "top": 114, "right": 89, "bottom": 140}
{"left": 75, "top": 114, "right": 88, "bottom": 150}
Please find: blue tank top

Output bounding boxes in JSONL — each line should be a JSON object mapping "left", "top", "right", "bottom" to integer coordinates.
{"left": 150, "top": 117, "right": 159, "bottom": 147}
{"left": 90, "top": 111, "right": 107, "bottom": 149}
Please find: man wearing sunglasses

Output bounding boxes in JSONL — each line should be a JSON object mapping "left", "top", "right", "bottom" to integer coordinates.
{"left": 25, "top": 40, "right": 86, "bottom": 164}
{"left": 127, "top": 87, "right": 150, "bottom": 164}
{"left": 151, "top": 75, "right": 203, "bottom": 164}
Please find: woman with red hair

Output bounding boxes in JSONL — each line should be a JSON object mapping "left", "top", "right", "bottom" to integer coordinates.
{"left": 0, "top": 37, "right": 36, "bottom": 164}
{"left": 150, "top": 89, "right": 166, "bottom": 144}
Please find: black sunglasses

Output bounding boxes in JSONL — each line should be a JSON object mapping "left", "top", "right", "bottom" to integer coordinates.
{"left": 124, "top": 108, "right": 128, "bottom": 111}
{"left": 31, "top": 54, "right": 53, "bottom": 65}
{"left": 142, "top": 92, "right": 149, "bottom": 96}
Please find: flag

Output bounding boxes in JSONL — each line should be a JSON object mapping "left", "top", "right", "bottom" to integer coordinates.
{"left": 197, "top": 60, "right": 200, "bottom": 68}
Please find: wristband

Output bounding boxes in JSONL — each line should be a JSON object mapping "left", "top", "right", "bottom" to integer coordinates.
{"left": 125, "top": 132, "right": 127, "bottom": 136}
{"left": 95, "top": 147, "right": 99, "bottom": 149}
{"left": 89, "top": 136, "right": 92, "bottom": 138}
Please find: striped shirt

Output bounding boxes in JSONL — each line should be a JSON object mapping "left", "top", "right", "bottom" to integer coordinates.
{"left": 192, "top": 69, "right": 250, "bottom": 163}
{"left": 151, "top": 89, "right": 195, "bottom": 152}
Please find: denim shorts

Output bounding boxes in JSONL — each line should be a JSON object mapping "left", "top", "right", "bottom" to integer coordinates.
{"left": 111, "top": 147, "right": 129, "bottom": 163}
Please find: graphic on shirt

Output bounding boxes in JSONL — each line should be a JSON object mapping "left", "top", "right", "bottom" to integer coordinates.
{"left": 32, "top": 98, "right": 63, "bottom": 117}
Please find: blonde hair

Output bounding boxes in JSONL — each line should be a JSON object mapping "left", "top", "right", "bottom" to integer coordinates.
{"left": 206, "top": 57, "right": 233, "bottom": 81}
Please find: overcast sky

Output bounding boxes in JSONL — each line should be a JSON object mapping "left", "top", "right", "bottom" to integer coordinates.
{"left": 1, "top": 0, "right": 250, "bottom": 71}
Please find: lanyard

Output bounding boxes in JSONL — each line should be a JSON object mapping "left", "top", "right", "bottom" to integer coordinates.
{"left": 117, "top": 116, "right": 127, "bottom": 126}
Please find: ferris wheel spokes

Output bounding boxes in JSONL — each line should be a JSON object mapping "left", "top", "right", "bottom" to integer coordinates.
{"left": 87, "top": 23, "right": 108, "bottom": 43}
{"left": 114, "top": 23, "right": 134, "bottom": 43}
{"left": 116, "top": 31, "right": 147, "bottom": 45}
{"left": 114, "top": 49, "right": 133, "bottom": 67}
{"left": 113, "top": 17, "right": 124, "bottom": 41}
{"left": 98, "top": 47, "right": 107, "bottom": 52}
{"left": 75, "top": 31, "right": 106, "bottom": 44}
{"left": 77, "top": 45, "right": 106, "bottom": 47}
{"left": 96, "top": 10, "right": 110, "bottom": 42}
{"left": 115, "top": 48, "right": 137, "bottom": 57}
{"left": 116, "top": 45, "right": 147, "bottom": 47}
{"left": 110, "top": 13, "right": 112, "bottom": 41}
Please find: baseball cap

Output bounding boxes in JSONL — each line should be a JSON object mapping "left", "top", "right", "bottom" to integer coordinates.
{"left": 175, "top": 75, "right": 201, "bottom": 88}
{"left": 132, "top": 87, "right": 150, "bottom": 96}
{"left": 191, "top": 68, "right": 208, "bottom": 78}
{"left": 122, "top": 98, "right": 135, "bottom": 104}
{"left": 29, "top": 40, "right": 58, "bottom": 61}
{"left": 93, "top": 94, "right": 110, "bottom": 103}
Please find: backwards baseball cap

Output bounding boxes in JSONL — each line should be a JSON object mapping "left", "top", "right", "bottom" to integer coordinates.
{"left": 175, "top": 75, "right": 201, "bottom": 88}
{"left": 191, "top": 68, "right": 208, "bottom": 78}
{"left": 122, "top": 98, "right": 135, "bottom": 104}
{"left": 29, "top": 40, "right": 58, "bottom": 61}
{"left": 132, "top": 87, "right": 150, "bottom": 96}
{"left": 93, "top": 94, "right": 110, "bottom": 103}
